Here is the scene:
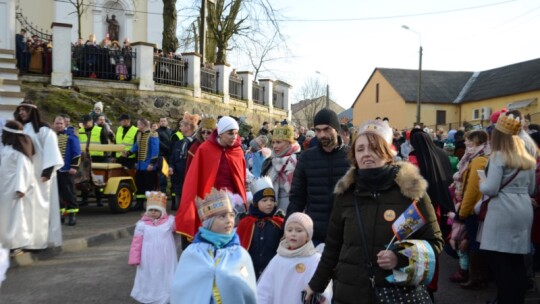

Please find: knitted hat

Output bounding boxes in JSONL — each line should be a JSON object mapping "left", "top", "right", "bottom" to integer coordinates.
{"left": 196, "top": 188, "right": 233, "bottom": 221}
{"left": 286, "top": 212, "right": 314, "bottom": 240}
{"left": 217, "top": 116, "right": 239, "bottom": 135}
{"left": 145, "top": 191, "right": 167, "bottom": 215}
{"left": 313, "top": 108, "right": 340, "bottom": 132}
{"left": 357, "top": 120, "right": 393, "bottom": 144}
{"left": 495, "top": 113, "right": 522, "bottom": 135}
{"left": 200, "top": 116, "right": 217, "bottom": 130}
{"left": 306, "top": 130, "right": 315, "bottom": 138}
{"left": 272, "top": 125, "right": 295, "bottom": 142}
{"left": 182, "top": 112, "right": 200, "bottom": 128}
{"left": 251, "top": 176, "right": 276, "bottom": 206}
{"left": 94, "top": 101, "right": 103, "bottom": 111}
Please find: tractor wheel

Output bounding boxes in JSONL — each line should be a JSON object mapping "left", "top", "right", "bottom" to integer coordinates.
{"left": 108, "top": 182, "right": 134, "bottom": 213}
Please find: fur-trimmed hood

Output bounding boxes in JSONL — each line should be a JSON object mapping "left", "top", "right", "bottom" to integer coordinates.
{"left": 334, "top": 161, "right": 428, "bottom": 200}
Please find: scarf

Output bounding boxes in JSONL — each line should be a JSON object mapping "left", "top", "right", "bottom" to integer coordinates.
{"left": 268, "top": 144, "right": 300, "bottom": 200}
{"left": 199, "top": 227, "right": 236, "bottom": 249}
{"left": 453, "top": 143, "right": 490, "bottom": 201}
{"left": 276, "top": 239, "right": 316, "bottom": 258}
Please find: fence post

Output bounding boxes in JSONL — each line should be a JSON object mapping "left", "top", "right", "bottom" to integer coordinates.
{"left": 131, "top": 42, "right": 155, "bottom": 91}
{"left": 215, "top": 63, "right": 231, "bottom": 104}
{"left": 181, "top": 53, "right": 201, "bottom": 97}
{"left": 275, "top": 80, "right": 293, "bottom": 121}
{"left": 50, "top": 22, "right": 73, "bottom": 87}
{"left": 259, "top": 79, "right": 274, "bottom": 113}
{"left": 238, "top": 71, "right": 254, "bottom": 109}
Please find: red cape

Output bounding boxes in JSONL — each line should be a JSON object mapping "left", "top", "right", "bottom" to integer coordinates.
{"left": 237, "top": 215, "right": 284, "bottom": 250}
{"left": 175, "top": 131, "right": 246, "bottom": 239}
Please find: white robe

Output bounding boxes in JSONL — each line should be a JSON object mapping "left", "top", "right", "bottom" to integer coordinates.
{"left": 0, "top": 146, "right": 35, "bottom": 249}
{"left": 23, "top": 124, "right": 64, "bottom": 249}
{"left": 130, "top": 216, "right": 177, "bottom": 304}
{"left": 257, "top": 253, "right": 333, "bottom": 304}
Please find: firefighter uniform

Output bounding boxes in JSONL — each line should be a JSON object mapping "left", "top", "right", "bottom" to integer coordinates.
{"left": 57, "top": 127, "right": 81, "bottom": 225}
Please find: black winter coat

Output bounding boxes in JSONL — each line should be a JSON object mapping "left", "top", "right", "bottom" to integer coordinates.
{"left": 286, "top": 138, "right": 350, "bottom": 243}
{"left": 308, "top": 162, "right": 443, "bottom": 304}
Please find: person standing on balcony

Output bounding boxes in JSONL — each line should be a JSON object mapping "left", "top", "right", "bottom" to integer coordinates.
{"left": 15, "top": 29, "right": 27, "bottom": 70}
{"left": 14, "top": 101, "right": 64, "bottom": 249}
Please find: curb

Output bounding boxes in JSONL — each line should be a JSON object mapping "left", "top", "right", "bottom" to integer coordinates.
{"left": 9, "top": 225, "right": 135, "bottom": 268}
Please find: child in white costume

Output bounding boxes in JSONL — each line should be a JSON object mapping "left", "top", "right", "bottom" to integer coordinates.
{"left": 129, "top": 191, "right": 177, "bottom": 304}
{"left": 257, "top": 212, "right": 332, "bottom": 304}
{"left": 171, "top": 187, "right": 257, "bottom": 304}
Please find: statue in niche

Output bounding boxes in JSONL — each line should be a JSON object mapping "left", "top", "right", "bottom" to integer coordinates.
{"left": 106, "top": 14, "right": 120, "bottom": 42}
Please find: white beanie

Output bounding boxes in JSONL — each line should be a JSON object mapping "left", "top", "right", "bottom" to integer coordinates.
{"left": 94, "top": 101, "right": 103, "bottom": 111}
{"left": 286, "top": 212, "right": 314, "bottom": 241}
{"left": 217, "top": 116, "right": 239, "bottom": 135}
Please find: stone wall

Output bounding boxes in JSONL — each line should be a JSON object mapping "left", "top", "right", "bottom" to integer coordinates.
{"left": 19, "top": 79, "right": 287, "bottom": 131}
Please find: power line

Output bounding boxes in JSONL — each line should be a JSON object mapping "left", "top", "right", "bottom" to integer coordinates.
{"left": 273, "top": 0, "right": 517, "bottom": 22}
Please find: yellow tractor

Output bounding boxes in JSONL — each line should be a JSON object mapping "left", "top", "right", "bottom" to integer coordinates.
{"left": 75, "top": 143, "right": 136, "bottom": 213}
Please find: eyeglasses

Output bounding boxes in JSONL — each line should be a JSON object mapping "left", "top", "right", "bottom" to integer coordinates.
{"left": 201, "top": 130, "right": 213, "bottom": 135}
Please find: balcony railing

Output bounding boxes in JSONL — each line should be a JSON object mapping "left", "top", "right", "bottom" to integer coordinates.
{"left": 201, "top": 67, "right": 218, "bottom": 93}
{"left": 253, "top": 81, "right": 265, "bottom": 105}
{"left": 153, "top": 56, "right": 188, "bottom": 86}
{"left": 71, "top": 45, "right": 137, "bottom": 81}
{"left": 229, "top": 76, "right": 243, "bottom": 99}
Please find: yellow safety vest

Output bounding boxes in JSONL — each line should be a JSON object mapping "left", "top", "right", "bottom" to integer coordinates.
{"left": 115, "top": 125, "right": 138, "bottom": 158}
{"left": 78, "top": 126, "right": 104, "bottom": 156}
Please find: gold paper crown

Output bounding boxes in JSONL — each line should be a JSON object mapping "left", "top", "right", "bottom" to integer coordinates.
{"left": 200, "top": 116, "right": 217, "bottom": 130}
{"left": 195, "top": 188, "right": 233, "bottom": 221}
{"left": 495, "top": 113, "right": 521, "bottom": 135}
{"left": 145, "top": 191, "right": 167, "bottom": 210}
{"left": 183, "top": 112, "right": 200, "bottom": 127}
{"left": 272, "top": 125, "right": 294, "bottom": 142}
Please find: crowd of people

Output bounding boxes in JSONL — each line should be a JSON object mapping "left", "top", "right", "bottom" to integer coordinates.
{"left": 2, "top": 100, "right": 540, "bottom": 304}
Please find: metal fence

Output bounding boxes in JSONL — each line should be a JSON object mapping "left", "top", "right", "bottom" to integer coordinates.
{"left": 153, "top": 56, "right": 188, "bottom": 86}
{"left": 273, "top": 89, "right": 284, "bottom": 109}
{"left": 229, "top": 76, "right": 243, "bottom": 99}
{"left": 201, "top": 67, "right": 218, "bottom": 93}
{"left": 71, "top": 45, "right": 137, "bottom": 81}
{"left": 253, "top": 81, "right": 264, "bottom": 105}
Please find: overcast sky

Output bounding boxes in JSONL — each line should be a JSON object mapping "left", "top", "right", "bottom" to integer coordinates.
{"left": 227, "top": 0, "right": 540, "bottom": 109}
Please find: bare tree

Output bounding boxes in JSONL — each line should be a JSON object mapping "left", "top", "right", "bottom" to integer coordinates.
{"left": 292, "top": 77, "right": 329, "bottom": 129}
{"left": 66, "top": 0, "right": 88, "bottom": 39}
{"left": 178, "top": 0, "right": 288, "bottom": 66}
{"left": 163, "top": 0, "right": 179, "bottom": 53}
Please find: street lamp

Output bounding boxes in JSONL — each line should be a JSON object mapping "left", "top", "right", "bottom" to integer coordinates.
{"left": 402, "top": 25, "right": 423, "bottom": 125}
{"left": 316, "top": 71, "right": 330, "bottom": 108}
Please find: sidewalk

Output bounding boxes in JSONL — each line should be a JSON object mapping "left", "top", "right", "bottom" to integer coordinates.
{"left": 10, "top": 204, "right": 145, "bottom": 267}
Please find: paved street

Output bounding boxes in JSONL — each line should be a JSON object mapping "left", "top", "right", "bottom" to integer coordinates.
{"left": 1, "top": 207, "right": 539, "bottom": 303}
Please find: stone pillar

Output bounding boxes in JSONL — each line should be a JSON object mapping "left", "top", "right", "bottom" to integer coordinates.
{"left": 50, "top": 23, "right": 73, "bottom": 87}
{"left": 275, "top": 80, "right": 293, "bottom": 121}
{"left": 182, "top": 53, "right": 201, "bottom": 97}
{"left": 0, "top": 0, "right": 15, "bottom": 50}
{"left": 259, "top": 79, "right": 274, "bottom": 112}
{"left": 131, "top": 42, "right": 155, "bottom": 91}
{"left": 238, "top": 71, "right": 254, "bottom": 109}
{"left": 215, "top": 63, "right": 232, "bottom": 104}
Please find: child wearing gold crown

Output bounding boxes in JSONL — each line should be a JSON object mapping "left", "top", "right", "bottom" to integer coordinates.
{"left": 237, "top": 176, "right": 284, "bottom": 278}
{"left": 257, "top": 212, "right": 332, "bottom": 304}
{"left": 129, "top": 191, "right": 177, "bottom": 304}
{"left": 171, "top": 187, "right": 257, "bottom": 303}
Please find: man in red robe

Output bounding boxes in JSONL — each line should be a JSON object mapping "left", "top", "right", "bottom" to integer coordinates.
{"left": 175, "top": 116, "right": 247, "bottom": 240}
